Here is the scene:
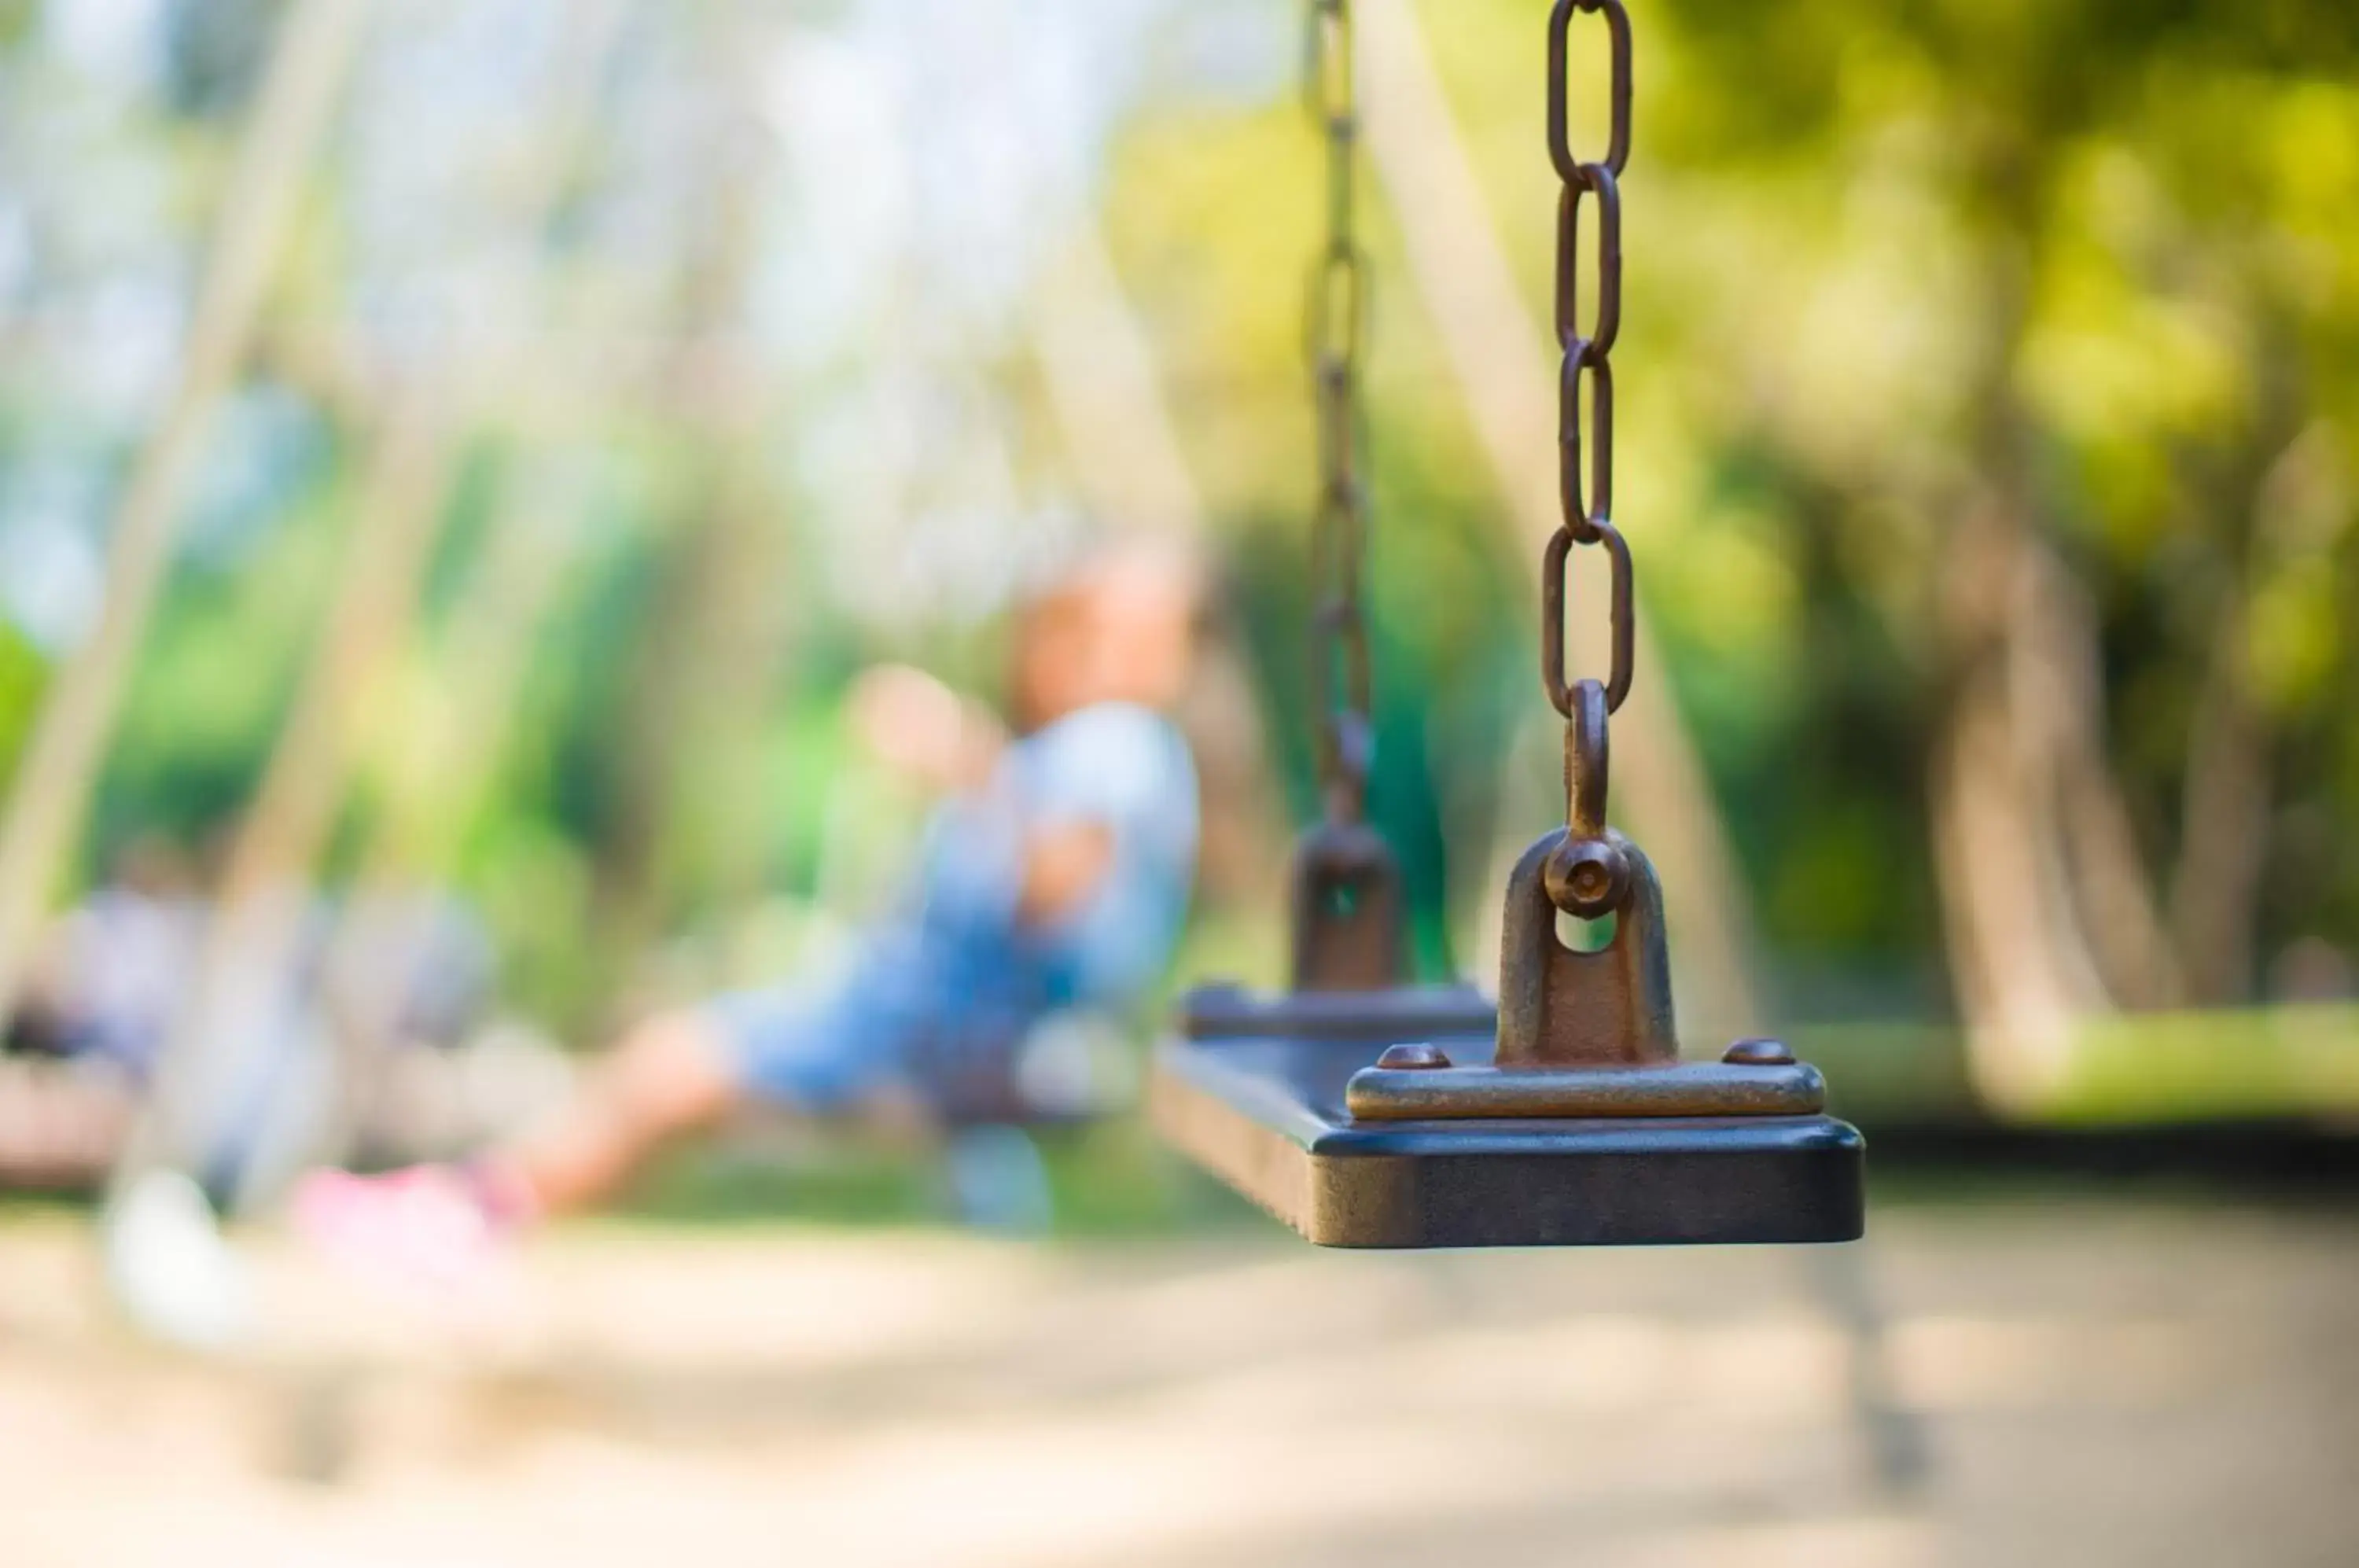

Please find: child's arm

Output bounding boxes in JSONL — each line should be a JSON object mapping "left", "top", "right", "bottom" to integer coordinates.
{"left": 848, "top": 664, "right": 1007, "bottom": 793}
{"left": 1014, "top": 820, "right": 1114, "bottom": 926}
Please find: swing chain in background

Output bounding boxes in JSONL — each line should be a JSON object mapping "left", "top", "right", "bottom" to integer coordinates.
{"left": 1305, "top": 0, "right": 1374, "bottom": 826}
{"left": 1543, "top": 0, "right": 1637, "bottom": 900}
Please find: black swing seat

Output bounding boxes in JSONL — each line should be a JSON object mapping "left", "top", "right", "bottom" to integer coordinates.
{"left": 1153, "top": 1029, "right": 1862, "bottom": 1249}
{"left": 1176, "top": 979, "right": 1497, "bottom": 1047}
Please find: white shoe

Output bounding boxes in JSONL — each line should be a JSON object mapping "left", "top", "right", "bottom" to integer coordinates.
{"left": 104, "top": 1169, "right": 252, "bottom": 1350}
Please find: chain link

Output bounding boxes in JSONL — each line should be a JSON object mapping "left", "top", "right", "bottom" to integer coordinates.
{"left": 1542, "top": 518, "right": 1633, "bottom": 715}
{"left": 1542, "top": 0, "right": 1636, "bottom": 750}
{"left": 1305, "top": 0, "right": 1374, "bottom": 824}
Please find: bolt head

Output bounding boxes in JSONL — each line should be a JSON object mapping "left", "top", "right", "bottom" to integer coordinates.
{"left": 1724, "top": 1037, "right": 1796, "bottom": 1067}
{"left": 1376, "top": 1042, "right": 1452, "bottom": 1071}
{"left": 1544, "top": 836, "right": 1631, "bottom": 919}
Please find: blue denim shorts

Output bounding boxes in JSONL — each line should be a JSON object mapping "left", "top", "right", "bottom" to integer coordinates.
{"left": 705, "top": 973, "right": 920, "bottom": 1113}
{"left": 703, "top": 919, "right": 1053, "bottom": 1113}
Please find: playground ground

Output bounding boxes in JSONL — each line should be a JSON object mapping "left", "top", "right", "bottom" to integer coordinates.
{"left": 0, "top": 1188, "right": 2353, "bottom": 1567}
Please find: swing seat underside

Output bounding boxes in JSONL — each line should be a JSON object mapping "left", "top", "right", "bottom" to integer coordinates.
{"left": 1152, "top": 1030, "right": 1864, "bottom": 1250}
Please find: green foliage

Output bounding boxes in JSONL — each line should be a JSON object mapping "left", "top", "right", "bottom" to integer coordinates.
{"left": 0, "top": 622, "right": 48, "bottom": 784}
{"left": 100, "top": 469, "right": 349, "bottom": 861}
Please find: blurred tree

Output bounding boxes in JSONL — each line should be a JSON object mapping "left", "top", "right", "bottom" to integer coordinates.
{"left": 582, "top": 46, "right": 797, "bottom": 1003}
{"left": 118, "top": 376, "right": 455, "bottom": 1203}
{"left": 0, "top": 0, "right": 364, "bottom": 1035}
{"left": 1651, "top": 0, "right": 2359, "bottom": 1101}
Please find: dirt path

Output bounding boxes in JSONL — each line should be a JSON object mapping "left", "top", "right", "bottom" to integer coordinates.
{"left": 1, "top": 1198, "right": 2353, "bottom": 1566}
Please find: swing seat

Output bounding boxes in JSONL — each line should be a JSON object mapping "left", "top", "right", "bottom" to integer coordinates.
{"left": 1153, "top": 831, "right": 1863, "bottom": 1249}
{"left": 1152, "top": 1029, "right": 1861, "bottom": 1249}
{"left": 1176, "top": 978, "right": 1497, "bottom": 1047}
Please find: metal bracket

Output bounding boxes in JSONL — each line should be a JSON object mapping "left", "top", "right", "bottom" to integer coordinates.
{"left": 1289, "top": 819, "right": 1413, "bottom": 993}
{"left": 1169, "top": 819, "right": 1498, "bottom": 1048}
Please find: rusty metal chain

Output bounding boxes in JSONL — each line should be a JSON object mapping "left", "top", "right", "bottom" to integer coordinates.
{"left": 1542, "top": 0, "right": 1638, "bottom": 913}
{"left": 1305, "top": 0, "right": 1374, "bottom": 826}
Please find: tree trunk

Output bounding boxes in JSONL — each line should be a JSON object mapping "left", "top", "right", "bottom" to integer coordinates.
{"left": 2165, "top": 396, "right": 2321, "bottom": 1007}
{"left": 581, "top": 24, "right": 786, "bottom": 1010}
{"left": 1928, "top": 355, "right": 2177, "bottom": 1107}
{"left": 0, "top": 0, "right": 367, "bottom": 1032}
{"left": 1928, "top": 500, "right": 2116, "bottom": 1106}
{"left": 116, "top": 379, "right": 458, "bottom": 1209}
{"left": 2169, "top": 593, "right": 2269, "bottom": 1005}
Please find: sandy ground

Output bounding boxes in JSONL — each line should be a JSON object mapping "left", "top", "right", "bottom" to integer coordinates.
{"left": 1, "top": 1196, "right": 2354, "bottom": 1567}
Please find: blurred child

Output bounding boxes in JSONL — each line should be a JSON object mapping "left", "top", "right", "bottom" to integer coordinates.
{"left": 293, "top": 543, "right": 1204, "bottom": 1273}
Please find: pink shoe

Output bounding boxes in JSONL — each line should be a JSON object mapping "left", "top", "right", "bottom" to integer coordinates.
{"left": 289, "top": 1165, "right": 528, "bottom": 1316}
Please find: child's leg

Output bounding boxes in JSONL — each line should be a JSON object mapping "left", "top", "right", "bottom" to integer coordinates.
{"left": 292, "top": 974, "right": 911, "bottom": 1286}
{"left": 289, "top": 1007, "right": 749, "bottom": 1298}
{"left": 494, "top": 1008, "right": 745, "bottom": 1217}
{"left": 497, "top": 969, "right": 929, "bottom": 1216}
